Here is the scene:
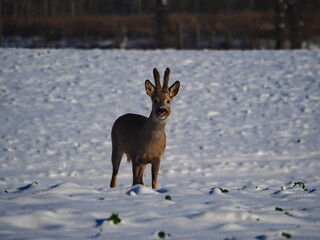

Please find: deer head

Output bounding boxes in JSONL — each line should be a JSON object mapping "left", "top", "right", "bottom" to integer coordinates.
{"left": 145, "top": 68, "right": 180, "bottom": 122}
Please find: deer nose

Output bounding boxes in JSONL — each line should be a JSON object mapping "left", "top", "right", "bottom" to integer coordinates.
{"left": 158, "top": 108, "right": 167, "bottom": 113}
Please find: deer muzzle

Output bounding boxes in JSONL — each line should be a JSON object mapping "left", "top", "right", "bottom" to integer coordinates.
{"left": 156, "top": 108, "right": 168, "bottom": 120}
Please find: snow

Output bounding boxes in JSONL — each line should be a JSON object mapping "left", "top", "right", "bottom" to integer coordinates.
{"left": 0, "top": 49, "right": 320, "bottom": 240}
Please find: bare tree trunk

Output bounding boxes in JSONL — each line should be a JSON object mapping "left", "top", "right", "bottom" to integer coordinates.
{"left": 275, "top": 0, "right": 287, "bottom": 49}
{"left": 51, "top": 0, "right": 59, "bottom": 16}
{"left": 226, "top": 31, "right": 233, "bottom": 49}
{"left": 70, "top": 0, "right": 76, "bottom": 16}
{"left": 133, "top": 0, "right": 142, "bottom": 14}
{"left": 210, "top": 14, "right": 216, "bottom": 49}
{"left": 156, "top": 0, "right": 168, "bottom": 48}
{"left": 43, "top": 0, "right": 48, "bottom": 16}
{"left": 13, "top": 0, "right": 18, "bottom": 17}
{"left": 195, "top": 24, "right": 201, "bottom": 49}
{"left": 177, "top": 21, "right": 183, "bottom": 49}
{"left": 287, "top": 0, "right": 302, "bottom": 49}
{"left": 0, "top": 0, "right": 2, "bottom": 47}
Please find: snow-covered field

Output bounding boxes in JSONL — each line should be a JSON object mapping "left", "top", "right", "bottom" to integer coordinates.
{"left": 0, "top": 49, "right": 320, "bottom": 240}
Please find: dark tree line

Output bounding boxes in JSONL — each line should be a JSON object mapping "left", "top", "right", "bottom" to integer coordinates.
{"left": 1, "top": 0, "right": 320, "bottom": 49}
{"left": 0, "top": 0, "right": 294, "bottom": 17}
{"left": 2, "top": 0, "right": 320, "bottom": 17}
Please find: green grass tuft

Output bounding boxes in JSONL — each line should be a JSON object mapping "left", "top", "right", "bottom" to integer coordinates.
{"left": 165, "top": 195, "right": 172, "bottom": 201}
{"left": 219, "top": 187, "right": 229, "bottom": 193}
{"left": 108, "top": 214, "right": 121, "bottom": 224}
{"left": 158, "top": 231, "right": 171, "bottom": 238}
{"left": 158, "top": 231, "right": 166, "bottom": 238}
{"left": 282, "top": 232, "right": 292, "bottom": 239}
{"left": 293, "top": 181, "right": 308, "bottom": 191}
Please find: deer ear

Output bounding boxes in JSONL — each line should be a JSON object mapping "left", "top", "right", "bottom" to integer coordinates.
{"left": 169, "top": 81, "right": 180, "bottom": 98}
{"left": 145, "top": 80, "right": 155, "bottom": 97}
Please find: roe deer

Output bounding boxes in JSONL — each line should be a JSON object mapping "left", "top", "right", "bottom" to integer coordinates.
{"left": 110, "top": 68, "right": 180, "bottom": 189}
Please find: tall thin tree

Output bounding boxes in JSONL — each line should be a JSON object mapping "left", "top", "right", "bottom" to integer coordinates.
{"left": 287, "top": 0, "right": 302, "bottom": 49}
{"left": 156, "top": 0, "right": 168, "bottom": 48}
{"left": 275, "top": 0, "right": 287, "bottom": 49}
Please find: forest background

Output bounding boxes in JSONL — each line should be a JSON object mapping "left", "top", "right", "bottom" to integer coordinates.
{"left": 1, "top": 0, "right": 320, "bottom": 49}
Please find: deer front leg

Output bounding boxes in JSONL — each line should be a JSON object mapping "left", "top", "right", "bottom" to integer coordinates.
{"left": 151, "top": 158, "right": 161, "bottom": 189}
{"left": 132, "top": 160, "right": 147, "bottom": 186}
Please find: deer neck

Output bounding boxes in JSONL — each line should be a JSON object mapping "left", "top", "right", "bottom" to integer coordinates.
{"left": 146, "top": 113, "right": 167, "bottom": 139}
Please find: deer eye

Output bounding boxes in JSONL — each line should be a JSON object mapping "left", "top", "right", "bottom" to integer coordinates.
{"left": 166, "top": 100, "right": 171, "bottom": 104}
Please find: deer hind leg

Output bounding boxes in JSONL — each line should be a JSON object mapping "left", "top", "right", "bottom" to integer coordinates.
{"left": 110, "top": 145, "right": 123, "bottom": 188}
{"left": 132, "top": 160, "right": 147, "bottom": 186}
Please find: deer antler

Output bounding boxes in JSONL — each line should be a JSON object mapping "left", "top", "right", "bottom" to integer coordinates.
{"left": 162, "top": 67, "right": 170, "bottom": 92}
{"left": 153, "top": 68, "right": 162, "bottom": 92}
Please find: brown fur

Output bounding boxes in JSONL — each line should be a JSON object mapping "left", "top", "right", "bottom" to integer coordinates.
{"left": 110, "top": 68, "right": 180, "bottom": 189}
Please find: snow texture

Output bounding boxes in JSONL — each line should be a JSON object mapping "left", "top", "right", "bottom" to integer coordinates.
{"left": 0, "top": 49, "right": 320, "bottom": 240}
